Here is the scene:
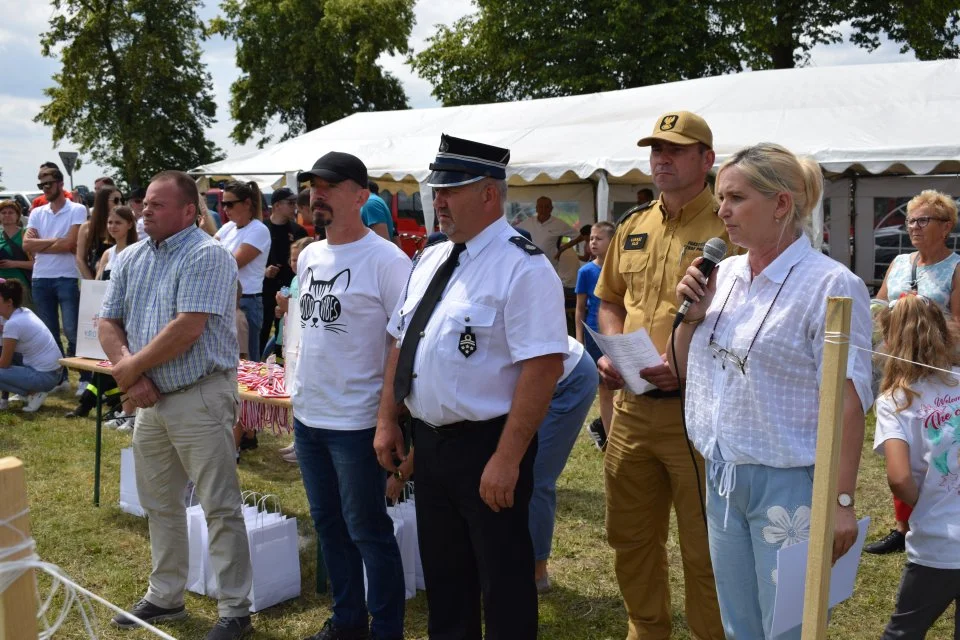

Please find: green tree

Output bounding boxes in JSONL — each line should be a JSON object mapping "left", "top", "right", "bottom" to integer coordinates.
{"left": 211, "top": 0, "right": 415, "bottom": 148}
{"left": 713, "top": 0, "right": 960, "bottom": 69}
{"left": 35, "top": 0, "right": 223, "bottom": 187}
{"left": 411, "top": 0, "right": 740, "bottom": 106}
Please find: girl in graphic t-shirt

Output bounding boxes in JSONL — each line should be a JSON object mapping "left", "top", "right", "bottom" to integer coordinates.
{"left": 873, "top": 293, "right": 960, "bottom": 639}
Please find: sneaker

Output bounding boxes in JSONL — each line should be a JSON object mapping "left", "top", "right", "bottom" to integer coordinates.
{"left": 106, "top": 413, "right": 136, "bottom": 429}
{"left": 8, "top": 394, "right": 22, "bottom": 403}
{"left": 22, "top": 392, "right": 48, "bottom": 413}
{"left": 281, "top": 450, "right": 298, "bottom": 464}
{"left": 587, "top": 417, "right": 607, "bottom": 451}
{"left": 111, "top": 598, "right": 187, "bottom": 629}
{"left": 116, "top": 416, "right": 136, "bottom": 432}
{"left": 52, "top": 380, "right": 72, "bottom": 394}
{"left": 536, "top": 573, "right": 551, "bottom": 594}
{"left": 205, "top": 615, "right": 252, "bottom": 640}
{"left": 304, "top": 618, "right": 370, "bottom": 640}
{"left": 75, "top": 385, "right": 87, "bottom": 397}
{"left": 279, "top": 443, "right": 295, "bottom": 455}
{"left": 864, "top": 529, "right": 906, "bottom": 555}
{"left": 239, "top": 433, "right": 259, "bottom": 450}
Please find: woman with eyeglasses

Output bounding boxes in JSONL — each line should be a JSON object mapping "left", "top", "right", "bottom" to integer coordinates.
{"left": 214, "top": 180, "right": 272, "bottom": 362}
{"left": 76, "top": 186, "right": 121, "bottom": 280}
{"left": 0, "top": 200, "right": 34, "bottom": 305}
{"left": 666, "top": 143, "right": 873, "bottom": 639}
{"left": 863, "top": 190, "right": 960, "bottom": 556}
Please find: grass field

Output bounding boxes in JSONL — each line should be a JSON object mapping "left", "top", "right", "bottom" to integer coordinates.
{"left": 2, "top": 384, "right": 956, "bottom": 639}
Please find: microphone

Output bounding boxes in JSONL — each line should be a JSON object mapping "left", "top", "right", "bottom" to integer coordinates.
{"left": 673, "top": 237, "right": 727, "bottom": 329}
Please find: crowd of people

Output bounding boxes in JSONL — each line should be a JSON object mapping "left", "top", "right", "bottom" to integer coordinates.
{"left": 4, "top": 108, "right": 958, "bottom": 640}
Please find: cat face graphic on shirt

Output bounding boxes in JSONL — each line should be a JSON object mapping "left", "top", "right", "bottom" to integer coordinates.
{"left": 300, "top": 267, "right": 351, "bottom": 334}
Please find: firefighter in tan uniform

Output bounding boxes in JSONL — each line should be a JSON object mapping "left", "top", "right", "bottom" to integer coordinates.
{"left": 595, "top": 111, "right": 730, "bottom": 640}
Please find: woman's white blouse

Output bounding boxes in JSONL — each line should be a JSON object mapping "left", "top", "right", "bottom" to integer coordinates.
{"left": 685, "top": 236, "right": 873, "bottom": 468}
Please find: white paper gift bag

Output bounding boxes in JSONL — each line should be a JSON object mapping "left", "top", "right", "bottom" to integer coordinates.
{"left": 118, "top": 448, "right": 145, "bottom": 517}
{"left": 396, "top": 498, "right": 424, "bottom": 592}
{"left": 247, "top": 515, "right": 301, "bottom": 612}
{"left": 186, "top": 503, "right": 209, "bottom": 595}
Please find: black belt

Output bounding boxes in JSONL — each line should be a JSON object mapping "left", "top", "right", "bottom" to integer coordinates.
{"left": 642, "top": 388, "right": 682, "bottom": 400}
{"left": 413, "top": 415, "right": 508, "bottom": 433}
{"left": 240, "top": 293, "right": 262, "bottom": 299}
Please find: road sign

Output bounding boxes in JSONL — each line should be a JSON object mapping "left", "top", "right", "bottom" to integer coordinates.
{"left": 58, "top": 151, "right": 79, "bottom": 176}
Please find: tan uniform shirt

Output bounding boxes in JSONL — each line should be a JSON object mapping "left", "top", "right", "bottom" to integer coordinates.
{"left": 595, "top": 186, "right": 731, "bottom": 353}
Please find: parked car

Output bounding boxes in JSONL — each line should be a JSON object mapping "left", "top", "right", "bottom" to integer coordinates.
{"left": 0, "top": 190, "right": 41, "bottom": 214}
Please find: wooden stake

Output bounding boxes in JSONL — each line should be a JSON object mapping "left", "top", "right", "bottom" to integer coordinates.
{"left": 0, "top": 457, "right": 37, "bottom": 640}
{"left": 801, "top": 297, "right": 852, "bottom": 640}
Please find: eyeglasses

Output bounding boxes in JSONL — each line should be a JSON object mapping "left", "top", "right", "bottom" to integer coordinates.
{"left": 37, "top": 181, "right": 57, "bottom": 189}
{"left": 905, "top": 216, "right": 950, "bottom": 229}
{"left": 707, "top": 264, "right": 795, "bottom": 375}
{"left": 221, "top": 199, "right": 245, "bottom": 209}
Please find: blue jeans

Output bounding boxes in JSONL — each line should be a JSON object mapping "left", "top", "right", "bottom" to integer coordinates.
{"left": 529, "top": 352, "right": 598, "bottom": 561}
{"left": 0, "top": 365, "right": 61, "bottom": 396}
{"left": 32, "top": 277, "right": 81, "bottom": 382}
{"left": 294, "top": 420, "right": 405, "bottom": 639}
{"left": 706, "top": 459, "right": 815, "bottom": 640}
{"left": 238, "top": 296, "right": 263, "bottom": 362}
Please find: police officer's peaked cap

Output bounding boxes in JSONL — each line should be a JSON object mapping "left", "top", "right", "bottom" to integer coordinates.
{"left": 426, "top": 134, "right": 510, "bottom": 188}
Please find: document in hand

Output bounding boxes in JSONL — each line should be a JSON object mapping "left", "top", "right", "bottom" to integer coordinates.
{"left": 770, "top": 517, "right": 870, "bottom": 636}
{"left": 583, "top": 324, "right": 662, "bottom": 395}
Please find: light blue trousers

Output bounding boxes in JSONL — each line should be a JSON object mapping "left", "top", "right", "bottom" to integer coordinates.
{"left": 529, "top": 353, "right": 599, "bottom": 561}
{"left": 706, "top": 460, "right": 815, "bottom": 639}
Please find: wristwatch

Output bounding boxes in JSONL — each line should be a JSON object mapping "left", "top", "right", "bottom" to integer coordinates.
{"left": 837, "top": 492, "right": 854, "bottom": 508}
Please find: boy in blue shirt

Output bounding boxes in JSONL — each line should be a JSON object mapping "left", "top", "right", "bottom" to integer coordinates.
{"left": 575, "top": 221, "right": 614, "bottom": 450}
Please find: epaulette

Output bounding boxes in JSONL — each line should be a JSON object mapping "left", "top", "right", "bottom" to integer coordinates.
{"left": 508, "top": 236, "right": 543, "bottom": 255}
{"left": 616, "top": 201, "right": 654, "bottom": 227}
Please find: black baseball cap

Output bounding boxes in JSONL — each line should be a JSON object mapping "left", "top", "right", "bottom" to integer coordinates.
{"left": 127, "top": 187, "right": 146, "bottom": 201}
{"left": 298, "top": 152, "right": 368, "bottom": 187}
{"left": 271, "top": 187, "right": 297, "bottom": 203}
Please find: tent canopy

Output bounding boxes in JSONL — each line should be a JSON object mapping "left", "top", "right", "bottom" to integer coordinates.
{"left": 193, "top": 59, "right": 960, "bottom": 187}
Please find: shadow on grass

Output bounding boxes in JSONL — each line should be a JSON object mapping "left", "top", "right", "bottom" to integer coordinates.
{"left": 538, "top": 583, "right": 627, "bottom": 639}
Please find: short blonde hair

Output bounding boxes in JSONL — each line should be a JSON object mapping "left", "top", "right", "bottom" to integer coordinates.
{"left": 717, "top": 143, "right": 822, "bottom": 237}
{"left": 906, "top": 189, "right": 958, "bottom": 228}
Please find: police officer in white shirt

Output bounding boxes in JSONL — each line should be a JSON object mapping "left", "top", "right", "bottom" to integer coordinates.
{"left": 375, "top": 135, "right": 568, "bottom": 639}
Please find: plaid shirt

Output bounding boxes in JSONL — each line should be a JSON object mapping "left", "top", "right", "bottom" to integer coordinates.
{"left": 100, "top": 225, "right": 238, "bottom": 394}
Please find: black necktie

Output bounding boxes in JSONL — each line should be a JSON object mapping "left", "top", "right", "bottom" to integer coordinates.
{"left": 394, "top": 243, "right": 467, "bottom": 402}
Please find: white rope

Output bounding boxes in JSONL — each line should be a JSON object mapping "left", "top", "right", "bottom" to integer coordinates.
{"left": 824, "top": 330, "right": 960, "bottom": 380}
{"left": 0, "top": 509, "right": 178, "bottom": 640}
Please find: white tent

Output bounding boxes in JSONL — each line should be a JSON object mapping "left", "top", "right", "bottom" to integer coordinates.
{"left": 193, "top": 59, "right": 960, "bottom": 283}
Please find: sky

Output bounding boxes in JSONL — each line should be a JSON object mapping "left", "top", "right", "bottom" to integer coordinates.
{"left": 0, "top": 0, "right": 915, "bottom": 192}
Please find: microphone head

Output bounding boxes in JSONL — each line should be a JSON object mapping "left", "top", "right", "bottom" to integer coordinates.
{"left": 702, "top": 237, "right": 727, "bottom": 265}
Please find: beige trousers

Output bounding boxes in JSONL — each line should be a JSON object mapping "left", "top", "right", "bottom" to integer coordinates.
{"left": 133, "top": 369, "right": 252, "bottom": 617}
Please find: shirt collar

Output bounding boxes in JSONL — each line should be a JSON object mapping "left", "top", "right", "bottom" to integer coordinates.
{"left": 152, "top": 224, "right": 198, "bottom": 253}
{"left": 737, "top": 235, "right": 810, "bottom": 284}
{"left": 660, "top": 186, "right": 716, "bottom": 226}
{"left": 464, "top": 216, "right": 509, "bottom": 258}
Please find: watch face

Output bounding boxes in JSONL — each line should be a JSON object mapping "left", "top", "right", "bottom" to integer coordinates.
{"left": 838, "top": 493, "right": 852, "bottom": 507}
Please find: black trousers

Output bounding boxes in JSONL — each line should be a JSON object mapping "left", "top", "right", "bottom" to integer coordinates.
{"left": 882, "top": 562, "right": 960, "bottom": 639}
{"left": 413, "top": 417, "right": 539, "bottom": 640}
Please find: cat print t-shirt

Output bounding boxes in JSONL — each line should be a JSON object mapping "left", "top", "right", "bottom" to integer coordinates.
{"left": 292, "top": 230, "right": 411, "bottom": 430}
{"left": 874, "top": 369, "right": 960, "bottom": 569}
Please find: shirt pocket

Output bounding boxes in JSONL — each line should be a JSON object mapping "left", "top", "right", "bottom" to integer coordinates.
{"left": 438, "top": 300, "right": 497, "bottom": 364}
{"left": 618, "top": 252, "right": 650, "bottom": 301}
{"left": 676, "top": 247, "right": 703, "bottom": 283}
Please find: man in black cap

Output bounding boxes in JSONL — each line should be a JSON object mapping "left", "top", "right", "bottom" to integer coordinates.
{"left": 293, "top": 152, "right": 410, "bottom": 640}
{"left": 260, "top": 186, "right": 307, "bottom": 355}
{"left": 374, "top": 134, "right": 568, "bottom": 639}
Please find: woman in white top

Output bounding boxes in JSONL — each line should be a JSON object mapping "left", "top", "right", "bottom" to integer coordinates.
{"left": 667, "top": 143, "right": 873, "bottom": 639}
{"left": 214, "top": 181, "right": 272, "bottom": 361}
{"left": 96, "top": 205, "right": 139, "bottom": 280}
{"left": 0, "top": 279, "right": 63, "bottom": 412}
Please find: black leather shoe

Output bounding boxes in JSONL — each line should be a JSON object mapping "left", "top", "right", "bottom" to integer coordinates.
{"left": 305, "top": 618, "right": 370, "bottom": 640}
{"left": 111, "top": 598, "right": 187, "bottom": 628}
{"left": 205, "top": 615, "right": 253, "bottom": 639}
{"left": 864, "top": 529, "right": 906, "bottom": 554}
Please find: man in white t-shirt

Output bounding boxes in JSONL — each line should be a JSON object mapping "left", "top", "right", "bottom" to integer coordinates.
{"left": 516, "top": 196, "right": 577, "bottom": 271}
{"left": 292, "top": 152, "right": 410, "bottom": 640}
{"left": 23, "top": 166, "right": 87, "bottom": 389}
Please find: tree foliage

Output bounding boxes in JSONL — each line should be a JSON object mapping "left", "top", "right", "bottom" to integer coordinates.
{"left": 210, "top": 0, "right": 415, "bottom": 148}
{"left": 411, "top": 1, "right": 740, "bottom": 106}
{"left": 413, "top": 0, "right": 960, "bottom": 106}
{"left": 34, "top": 0, "right": 223, "bottom": 187}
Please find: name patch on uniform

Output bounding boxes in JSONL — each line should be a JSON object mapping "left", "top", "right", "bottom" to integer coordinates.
{"left": 683, "top": 240, "right": 706, "bottom": 252}
{"left": 623, "top": 233, "right": 648, "bottom": 251}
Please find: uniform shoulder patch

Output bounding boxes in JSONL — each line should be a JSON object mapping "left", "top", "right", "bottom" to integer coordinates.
{"left": 508, "top": 236, "right": 543, "bottom": 255}
{"left": 616, "top": 200, "right": 654, "bottom": 227}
